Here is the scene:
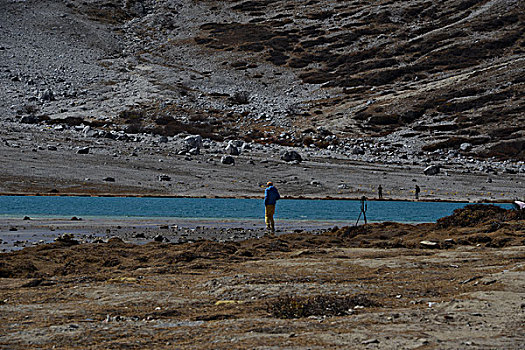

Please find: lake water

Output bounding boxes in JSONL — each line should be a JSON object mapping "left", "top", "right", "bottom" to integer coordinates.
{"left": 0, "top": 196, "right": 513, "bottom": 223}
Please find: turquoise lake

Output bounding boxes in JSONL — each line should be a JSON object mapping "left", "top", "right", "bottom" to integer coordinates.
{"left": 0, "top": 196, "right": 512, "bottom": 223}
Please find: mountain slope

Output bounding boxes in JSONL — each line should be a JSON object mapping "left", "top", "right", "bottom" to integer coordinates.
{"left": 1, "top": 0, "right": 523, "bottom": 160}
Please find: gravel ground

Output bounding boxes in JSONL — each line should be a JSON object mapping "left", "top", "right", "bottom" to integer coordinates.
{"left": 0, "top": 120, "right": 523, "bottom": 202}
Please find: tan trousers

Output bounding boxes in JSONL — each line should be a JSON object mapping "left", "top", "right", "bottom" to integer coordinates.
{"left": 265, "top": 205, "right": 275, "bottom": 231}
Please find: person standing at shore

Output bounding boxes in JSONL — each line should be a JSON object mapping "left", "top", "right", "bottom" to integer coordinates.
{"left": 378, "top": 185, "right": 383, "bottom": 200}
{"left": 264, "top": 181, "right": 280, "bottom": 233}
{"left": 415, "top": 185, "right": 420, "bottom": 200}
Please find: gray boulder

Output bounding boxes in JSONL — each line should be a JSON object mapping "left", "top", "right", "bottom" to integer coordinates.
{"left": 184, "top": 135, "right": 202, "bottom": 150}
{"left": 352, "top": 146, "right": 365, "bottom": 155}
{"left": 188, "top": 147, "right": 200, "bottom": 155}
{"left": 20, "top": 115, "right": 41, "bottom": 124}
{"left": 221, "top": 155, "right": 235, "bottom": 165}
{"left": 228, "top": 140, "right": 244, "bottom": 147}
{"left": 76, "top": 147, "right": 90, "bottom": 154}
{"left": 424, "top": 165, "right": 441, "bottom": 176}
{"left": 281, "top": 150, "right": 302, "bottom": 162}
{"left": 226, "top": 142, "right": 240, "bottom": 155}
{"left": 40, "top": 89, "right": 55, "bottom": 102}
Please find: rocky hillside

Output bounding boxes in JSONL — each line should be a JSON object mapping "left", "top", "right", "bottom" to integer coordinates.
{"left": 1, "top": 0, "right": 524, "bottom": 160}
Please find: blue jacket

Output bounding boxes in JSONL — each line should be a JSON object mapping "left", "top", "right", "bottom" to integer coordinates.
{"left": 264, "top": 186, "right": 280, "bottom": 205}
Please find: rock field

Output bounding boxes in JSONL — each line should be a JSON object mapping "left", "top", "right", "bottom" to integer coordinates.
{"left": 0, "top": 0, "right": 524, "bottom": 199}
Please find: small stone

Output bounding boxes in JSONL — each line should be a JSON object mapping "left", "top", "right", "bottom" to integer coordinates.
{"left": 103, "top": 177, "right": 116, "bottom": 182}
{"left": 420, "top": 240, "right": 438, "bottom": 248}
{"left": 460, "top": 143, "right": 472, "bottom": 151}
{"left": 158, "top": 174, "right": 171, "bottom": 181}
{"left": 77, "top": 147, "right": 90, "bottom": 154}
{"left": 221, "top": 155, "right": 235, "bottom": 165}
{"left": 362, "top": 338, "right": 379, "bottom": 344}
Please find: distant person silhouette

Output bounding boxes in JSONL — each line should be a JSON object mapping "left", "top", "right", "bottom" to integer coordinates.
{"left": 264, "top": 181, "right": 280, "bottom": 233}
{"left": 378, "top": 185, "right": 383, "bottom": 200}
{"left": 415, "top": 185, "right": 420, "bottom": 200}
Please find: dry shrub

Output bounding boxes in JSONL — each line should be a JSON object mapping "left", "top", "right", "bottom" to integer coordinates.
{"left": 267, "top": 294, "right": 378, "bottom": 319}
{"left": 437, "top": 204, "right": 514, "bottom": 228}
